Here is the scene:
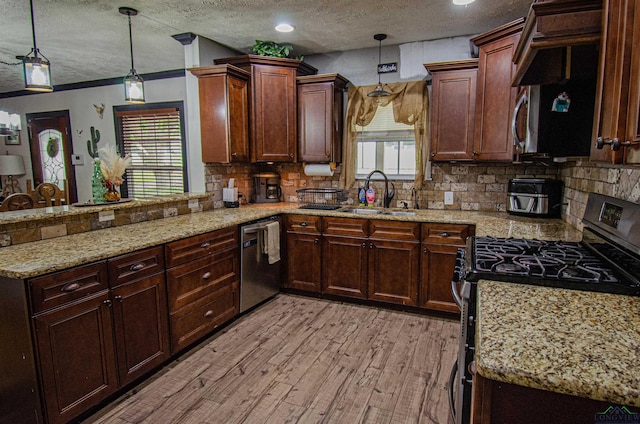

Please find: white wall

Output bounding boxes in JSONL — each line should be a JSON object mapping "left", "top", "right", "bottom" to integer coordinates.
{"left": 0, "top": 77, "right": 189, "bottom": 202}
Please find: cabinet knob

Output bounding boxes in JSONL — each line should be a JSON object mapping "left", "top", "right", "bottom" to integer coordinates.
{"left": 369, "top": 243, "right": 373, "bottom": 249}
{"left": 362, "top": 242, "right": 366, "bottom": 248}
{"left": 202, "top": 272, "right": 212, "bottom": 280}
{"left": 423, "top": 247, "right": 428, "bottom": 254}
{"left": 289, "top": 154, "right": 294, "bottom": 158}
{"left": 130, "top": 262, "right": 145, "bottom": 272}
{"left": 103, "top": 299, "right": 112, "bottom": 307}
{"left": 200, "top": 242, "right": 211, "bottom": 249}
{"left": 115, "top": 295, "right": 123, "bottom": 302}
{"left": 231, "top": 152, "right": 238, "bottom": 157}
{"left": 440, "top": 232, "right": 451, "bottom": 238}
{"left": 472, "top": 151, "right": 478, "bottom": 157}
{"left": 431, "top": 152, "right": 436, "bottom": 158}
{"left": 595, "top": 136, "right": 605, "bottom": 149}
{"left": 61, "top": 282, "right": 81, "bottom": 292}
{"left": 204, "top": 310, "right": 214, "bottom": 319}
{"left": 300, "top": 221, "right": 308, "bottom": 227}
{"left": 314, "top": 238, "right": 319, "bottom": 244}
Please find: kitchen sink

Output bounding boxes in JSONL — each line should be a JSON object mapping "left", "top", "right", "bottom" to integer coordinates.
{"left": 339, "top": 208, "right": 416, "bottom": 217}
{"left": 339, "top": 208, "right": 384, "bottom": 215}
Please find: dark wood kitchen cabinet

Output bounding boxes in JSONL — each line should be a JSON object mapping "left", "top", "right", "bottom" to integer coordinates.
{"left": 215, "top": 55, "right": 317, "bottom": 162}
{"left": 165, "top": 227, "right": 239, "bottom": 354}
{"left": 297, "top": 73, "right": 349, "bottom": 163}
{"left": 470, "top": 19, "right": 524, "bottom": 162}
{"left": 425, "top": 60, "right": 478, "bottom": 161}
{"left": 30, "top": 262, "right": 117, "bottom": 424}
{"left": 322, "top": 217, "right": 369, "bottom": 299}
{"left": 368, "top": 220, "right": 421, "bottom": 306}
{"left": 321, "top": 217, "right": 420, "bottom": 306}
{"left": 189, "top": 64, "right": 250, "bottom": 163}
{"left": 591, "top": 0, "right": 640, "bottom": 164}
{"left": 284, "top": 214, "right": 322, "bottom": 292}
{"left": 107, "top": 246, "right": 169, "bottom": 387}
{"left": 420, "top": 223, "right": 475, "bottom": 312}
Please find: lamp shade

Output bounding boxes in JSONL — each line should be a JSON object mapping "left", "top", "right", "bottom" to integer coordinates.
{"left": 0, "top": 155, "right": 26, "bottom": 176}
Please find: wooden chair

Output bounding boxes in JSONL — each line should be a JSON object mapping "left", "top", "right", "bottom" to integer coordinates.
{"left": 0, "top": 193, "right": 35, "bottom": 211}
{"left": 27, "top": 180, "right": 69, "bottom": 207}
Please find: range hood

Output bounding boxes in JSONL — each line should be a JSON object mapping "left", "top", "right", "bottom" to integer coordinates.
{"left": 512, "top": 0, "right": 602, "bottom": 87}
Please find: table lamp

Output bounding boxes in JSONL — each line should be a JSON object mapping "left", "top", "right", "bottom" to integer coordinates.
{"left": 0, "top": 154, "right": 26, "bottom": 197}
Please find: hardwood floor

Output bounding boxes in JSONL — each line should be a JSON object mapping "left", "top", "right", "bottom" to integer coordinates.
{"left": 86, "top": 295, "right": 459, "bottom": 424}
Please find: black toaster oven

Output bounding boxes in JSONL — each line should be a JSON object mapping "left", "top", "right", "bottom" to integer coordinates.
{"left": 507, "top": 178, "right": 563, "bottom": 218}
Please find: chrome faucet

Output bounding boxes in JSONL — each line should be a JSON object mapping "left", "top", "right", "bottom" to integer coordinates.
{"left": 364, "top": 170, "right": 395, "bottom": 208}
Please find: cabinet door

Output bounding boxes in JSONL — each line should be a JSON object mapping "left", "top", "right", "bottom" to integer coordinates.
{"left": 252, "top": 64, "right": 297, "bottom": 162}
{"left": 191, "top": 65, "right": 250, "bottom": 163}
{"left": 111, "top": 272, "right": 170, "bottom": 386}
{"left": 368, "top": 239, "right": 420, "bottom": 306}
{"left": 472, "top": 24, "right": 522, "bottom": 161}
{"left": 420, "top": 243, "right": 461, "bottom": 312}
{"left": 298, "top": 83, "right": 334, "bottom": 162}
{"left": 34, "top": 292, "right": 117, "bottom": 424}
{"left": 428, "top": 61, "right": 478, "bottom": 161}
{"left": 285, "top": 231, "right": 322, "bottom": 292}
{"left": 322, "top": 234, "right": 368, "bottom": 298}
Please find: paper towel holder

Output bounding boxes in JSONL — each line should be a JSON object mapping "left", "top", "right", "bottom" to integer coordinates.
{"left": 302, "top": 162, "right": 337, "bottom": 174}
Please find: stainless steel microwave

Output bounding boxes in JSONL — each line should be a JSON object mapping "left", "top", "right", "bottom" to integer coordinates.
{"left": 513, "top": 78, "right": 596, "bottom": 160}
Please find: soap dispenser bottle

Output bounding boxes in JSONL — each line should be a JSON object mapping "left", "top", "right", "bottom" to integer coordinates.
{"left": 366, "top": 185, "right": 375, "bottom": 207}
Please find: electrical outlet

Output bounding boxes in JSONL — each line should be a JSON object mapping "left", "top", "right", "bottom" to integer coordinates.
{"left": 444, "top": 191, "right": 454, "bottom": 205}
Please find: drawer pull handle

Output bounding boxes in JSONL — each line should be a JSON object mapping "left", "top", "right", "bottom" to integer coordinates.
{"left": 202, "top": 272, "right": 212, "bottom": 280}
{"left": 204, "top": 310, "right": 214, "bottom": 319}
{"left": 440, "top": 232, "right": 451, "bottom": 238}
{"left": 300, "top": 222, "right": 308, "bottom": 227}
{"left": 200, "top": 242, "right": 211, "bottom": 249}
{"left": 130, "top": 263, "right": 145, "bottom": 272}
{"left": 61, "top": 282, "right": 81, "bottom": 292}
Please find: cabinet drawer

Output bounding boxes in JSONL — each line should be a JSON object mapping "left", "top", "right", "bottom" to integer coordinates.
{"left": 166, "top": 247, "right": 238, "bottom": 312}
{"left": 165, "top": 226, "right": 237, "bottom": 268}
{"left": 369, "top": 220, "right": 420, "bottom": 241}
{"left": 169, "top": 281, "right": 239, "bottom": 354}
{"left": 285, "top": 214, "right": 321, "bottom": 233}
{"left": 422, "top": 223, "right": 475, "bottom": 245}
{"left": 108, "top": 246, "right": 165, "bottom": 289}
{"left": 29, "top": 262, "right": 109, "bottom": 314}
{"left": 322, "top": 217, "right": 368, "bottom": 237}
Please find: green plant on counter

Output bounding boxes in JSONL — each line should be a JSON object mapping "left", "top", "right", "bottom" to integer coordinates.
{"left": 251, "top": 40, "right": 303, "bottom": 61}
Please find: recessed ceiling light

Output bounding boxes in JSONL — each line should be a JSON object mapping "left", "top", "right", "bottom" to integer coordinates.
{"left": 453, "top": 0, "right": 475, "bottom": 5}
{"left": 275, "top": 23, "right": 295, "bottom": 32}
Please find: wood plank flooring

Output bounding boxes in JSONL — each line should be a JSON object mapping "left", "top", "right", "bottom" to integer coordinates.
{"left": 86, "top": 295, "right": 459, "bottom": 424}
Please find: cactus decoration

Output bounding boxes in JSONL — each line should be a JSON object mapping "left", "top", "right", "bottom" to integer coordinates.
{"left": 87, "top": 126, "right": 101, "bottom": 158}
{"left": 87, "top": 126, "right": 107, "bottom": 203}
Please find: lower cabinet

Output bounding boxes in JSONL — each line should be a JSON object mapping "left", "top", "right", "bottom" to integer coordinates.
{"left": 284, "top": 215, "right": 322, "bottom": 292}
{"left": 420, "top": 223, "right": 475, "bottom": 312}
{"left": 31, "top": 246, "right": 170, "bottom": 424}
{"left": 165, "top": 226, "right": 239, "bottom": 354}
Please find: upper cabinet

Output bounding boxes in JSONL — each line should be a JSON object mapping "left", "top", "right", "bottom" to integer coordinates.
{"left": 471, "top": 18, "right": 524, "bottom": 162}
{"left": 425, "top": 59, "right": 478, "bottom": 161}
{"left": 591, "top": 0, "right": 640, "bottom": 164}
{"left": 215, "top": 55, "right": 317, "bottom": 163}
{"left": 512, "top": 0, "right": 602, "bottom": 87}
{"left": 297, "top": 73, "right": 349, "bottom": 163}
{"left": 189, "top": 65, "right": 250, "bottom": 163}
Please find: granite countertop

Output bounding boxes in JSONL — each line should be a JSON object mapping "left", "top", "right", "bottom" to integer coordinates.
{"left": 476, "top": 280, "right": 640, "bottom": 407}
{"left": 0, "top": 203, "right": 582, "bottom": 280}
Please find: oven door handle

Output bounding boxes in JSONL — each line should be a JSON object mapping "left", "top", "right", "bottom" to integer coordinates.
{"left": 451, "top": 280, "right": 462, "bottom": 309}
{"left": 448, "top": 360, "right": 458, "bottom": 423}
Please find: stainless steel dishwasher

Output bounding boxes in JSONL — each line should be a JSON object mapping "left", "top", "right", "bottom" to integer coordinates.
{"left": 239, "top": 215, "right": 282, "bottom": 312}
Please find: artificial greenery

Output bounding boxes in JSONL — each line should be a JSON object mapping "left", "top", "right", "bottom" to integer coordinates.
{"left": 251, "top": 40, "right": 303, "bottom": 61}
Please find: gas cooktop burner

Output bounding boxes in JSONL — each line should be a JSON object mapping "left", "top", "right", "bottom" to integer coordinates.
{"left": 466, "top": 236, "right": 640, "bottom": 295}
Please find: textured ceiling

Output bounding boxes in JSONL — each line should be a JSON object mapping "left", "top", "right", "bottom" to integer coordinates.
{"left": 0, "top": 0, "right": 531, "bottom": 95}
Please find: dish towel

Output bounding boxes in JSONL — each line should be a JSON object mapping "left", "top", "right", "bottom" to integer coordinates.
{"left": 264, "top": 221, "right": 281, "bottom": 264}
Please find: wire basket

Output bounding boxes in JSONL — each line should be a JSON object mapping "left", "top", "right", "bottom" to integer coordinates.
{"left": 296, "top": 188, "right": 348, "bottom": 210}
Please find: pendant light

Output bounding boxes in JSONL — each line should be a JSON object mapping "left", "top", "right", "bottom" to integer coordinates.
{"left": 368, "top": 33, "right": 391, "bottom": 99}
{"left": 22, "top": 0, "right": 53, "bottom": 92}
{"left": 120, "top": 7, "right": 145, "bottom": 104}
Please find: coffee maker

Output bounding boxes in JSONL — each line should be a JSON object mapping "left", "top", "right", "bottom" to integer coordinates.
{"left": 251, "top": 172, "right": 282, "bottom": 203}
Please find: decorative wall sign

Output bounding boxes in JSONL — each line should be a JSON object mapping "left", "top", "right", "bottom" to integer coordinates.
{"left": 378, "top": 62, "right": 398, "bottom": 74}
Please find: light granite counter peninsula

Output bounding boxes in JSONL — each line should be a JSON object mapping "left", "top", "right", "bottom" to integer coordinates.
{"left": 1, "top": 201, "right": 636, "bottom": 417}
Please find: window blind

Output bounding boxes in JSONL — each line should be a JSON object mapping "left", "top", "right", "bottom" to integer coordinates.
{"left": 116, "top": 107, "right": 186, "bottom": 199}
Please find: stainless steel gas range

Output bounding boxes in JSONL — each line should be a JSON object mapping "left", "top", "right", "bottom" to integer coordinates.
{"left": 448, "top": 193, "right": 640, "bottom": 424}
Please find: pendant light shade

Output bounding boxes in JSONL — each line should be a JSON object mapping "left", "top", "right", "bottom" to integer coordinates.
{"left": 120, "top": 7, "right": 145, "bottom": 104}
{"left": 22, "top": 0, "right": 52, "bottom": 92}
{"left": 368, "top": 33, "right": 391, "bottom": 99}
